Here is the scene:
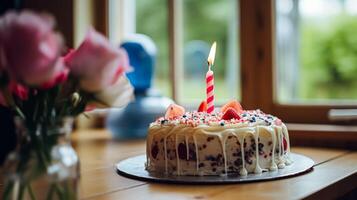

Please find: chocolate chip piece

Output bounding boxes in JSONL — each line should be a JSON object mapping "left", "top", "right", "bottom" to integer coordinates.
{"left": 246, "top": 159, "right": 253, "bottom": 165}
{"left": 151, "top": 145, "right": 159, "bottom": 159}
{"left": 178, "top": 143, "right": 187, "bottom": 160}
{"left": 188, "top": 147, "right": 196, "bottom": 161}
{"left": 206, "top": 155, "right": 215, "bottom": 161}
{"left": 207, "top": 137, "right": 214, "bottom": 142}
{"left": 234, "top": 159, "right": 242, "bottom": 166}
{"left": 161, "top": 119, "right": 168, "bottom": 125}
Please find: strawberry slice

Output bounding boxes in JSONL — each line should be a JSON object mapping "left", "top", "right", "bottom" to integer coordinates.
{"left": 222, "top": 108, "right": 241, "bottom": 120}
{"left": 221, "top": 100, "right": 243, "bottom": 114}
{"left": 283, "top": 137, "right": 288, "bottom": 151}
{"left": 197, "top": 100, "right": 207, "bottom": 112}
{"left": 275, "top": 119, "right": 282, "bottom": 126}
{"left": 165, "top": 104, "right": 185, "bottom": 119}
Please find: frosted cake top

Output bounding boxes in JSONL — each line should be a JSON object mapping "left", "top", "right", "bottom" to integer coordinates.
{"left": 151, "top": 100, "right": 283, "bottom": 128}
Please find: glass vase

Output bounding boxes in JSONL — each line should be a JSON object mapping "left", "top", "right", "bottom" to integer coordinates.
{"left": 2, "top": 117, "right": 79, "bottom": 200}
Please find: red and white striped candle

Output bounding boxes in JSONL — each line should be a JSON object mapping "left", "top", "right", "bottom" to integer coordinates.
{"left": 206, "top": 42, "right": 216, "bottom": 114}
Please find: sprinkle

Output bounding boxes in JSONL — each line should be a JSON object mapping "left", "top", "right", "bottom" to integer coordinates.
{"left": 161, "top": 119, "right": 168, "bottom": 125}
{"left": 154, "top": 109, "right": 280, "bottom": 127}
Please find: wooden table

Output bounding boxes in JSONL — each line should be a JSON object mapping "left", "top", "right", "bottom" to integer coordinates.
{"left": 1, "top": 130, "right": 355, "bottom": 199}
{"left": 71, "top": 129, "right": 357, "bottom": 200}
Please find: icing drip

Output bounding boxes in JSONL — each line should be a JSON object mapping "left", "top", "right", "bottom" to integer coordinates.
{"left": 175, "top": 134, "right": 180, "bottom": 175}
{"left": 185, "top": 135, "right": 189, "bottom": 160}
{"left": 163, "top": 127, "right": 178, "bottom": 174}
{"left": 265, "top": 126, "right": 277, "bottom": 171}
{"left": 237, "top": 133, "right": 247, "bottom": 176}
{"left": 254, "top": 127, "right": 263, "bottom": 174}
{"left": 233, "top": 128, "right": 255, "bottom": 176}
{"left": 282, "top": 124, "right": 293, "bottom": 165}
{"left": 221, "top": 134, "right": 228, "bottom": 176}
{"left": 193, "top": 134, "right": 199, "bottom": 175}
{"left": 164, "top": 134, "right": 168, "bottom": 174}
{"left": 145, "top": 130, "right": 151, "bottom": 169}
{"left": 276, "top": 126, "right": 285, "bottom": 169}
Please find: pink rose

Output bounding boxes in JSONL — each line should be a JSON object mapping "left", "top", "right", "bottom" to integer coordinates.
{"left": 66, "top": 28, "right": 131, "bottom": 92}
{"left": 9, "top": 81, "right": 28, "bottom": 100}
{"left": 0, "top": 11, "right": 64, "bottom": 85}
{"left": 0, "top": 92, "right": 6, "bottom": 106}
{"left": 63, "top": 49, "right": 75, "bottom": 64}
{"left": 0, "top": 47, "right": 5, "bottom": 70}
{"left": 40, "top": 60, "right": 69, "bottom": 89}
{"left": 94, "top": 75, "right": 134, "bottom": 108}
{"left": 85, "top": 104, "right": 96, "bottom": 112}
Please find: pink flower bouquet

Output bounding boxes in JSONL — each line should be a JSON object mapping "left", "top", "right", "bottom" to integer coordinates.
{"left": 0, "top": 10, "right": 133, "bottom": 118}
{"left": 0, "top": 10, "right": 133, "bottom": 200}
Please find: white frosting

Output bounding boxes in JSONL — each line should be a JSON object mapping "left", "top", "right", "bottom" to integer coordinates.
{"left": 146, "top": 110, "right": 292, "bottom": 176}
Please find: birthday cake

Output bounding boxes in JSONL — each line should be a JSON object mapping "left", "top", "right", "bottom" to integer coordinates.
{"left": 145, "top": 100, "right": 292, "bottom": 176}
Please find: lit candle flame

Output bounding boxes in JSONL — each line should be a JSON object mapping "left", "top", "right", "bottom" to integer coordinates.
{"left": 207, "top": 42, "right": 217, "bottom": 66}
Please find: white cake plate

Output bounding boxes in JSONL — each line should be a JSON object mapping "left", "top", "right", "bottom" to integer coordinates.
{"left": 116, "top": 153, "right": 314, "bottom": 184}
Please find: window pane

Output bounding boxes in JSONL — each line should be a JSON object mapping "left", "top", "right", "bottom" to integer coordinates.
{"left": 136, "top": 0, "right": 171, "bottom": 97}
{"left": 276, "top": 0, "right": 357, "bottom": 103}
{"left": 180, "top": 0, "right": 240, "bottom": 104}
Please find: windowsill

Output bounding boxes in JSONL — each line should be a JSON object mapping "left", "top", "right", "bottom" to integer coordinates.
{"left": 77, "top": 116, "right": 357, "bottom": 150}
{"left": 287, "top": 123, "right": 357, "bottom": 150}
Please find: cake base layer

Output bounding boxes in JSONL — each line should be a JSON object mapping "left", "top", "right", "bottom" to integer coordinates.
{"left": 118, "top": 153, "right": 312, "bottom": 183}
{"left": 146, "top": 124, "right": 292, "bottom": 176}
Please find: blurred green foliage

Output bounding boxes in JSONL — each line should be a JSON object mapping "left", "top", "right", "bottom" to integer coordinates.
{"left": 300, "top": 15, "right": 357, "bottom": 100}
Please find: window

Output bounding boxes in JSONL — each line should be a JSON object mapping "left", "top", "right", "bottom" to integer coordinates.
{"left": 106, "top": 0, "right": 356, "bottom": 124}
{"left": 135, "top": 0, "right": 240, "bottom": 105}
{"left": 241, "top": 0, "right": 357, "bottom": 124}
